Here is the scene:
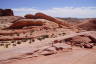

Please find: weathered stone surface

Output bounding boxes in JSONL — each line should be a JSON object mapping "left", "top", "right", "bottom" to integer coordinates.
{"left": 8, "top": 19, "right": 59, "bottom": 29}
{"left": 53, "top": 43, "right": 72, "bottom": 51}
{"left": 71, "top": 36, "right": 92, "bottom": 43}
{"left": 39, "top": 46, "right": 57, "bottom": 56}
{"left": 83, "top": 43, "right": 94, "bottom": 48}
{"left": 42, "top": 47, "right": 56, "bottom": 52}
{"left": 4, "top": 9, "right": 14, "bottom": 16}
{"left": 0, "top": 9, "right": 14, "bottom": 16}
{"left": 77, "top": 19, "right": 96, "bottom": 31}
{"left": 40, "top": 50, "right": 55, "bottom": 56}
{"left": 0, "top": 9, "right": 3, "bottom": 16}
{"left": 8, "top": 19, "right": 44, "bottom": 29}
{"left": 24, "top": 14, "right": 35, "bottom": 19}
{"left": 35, "top": 13, "right": 70, "bottom": 27}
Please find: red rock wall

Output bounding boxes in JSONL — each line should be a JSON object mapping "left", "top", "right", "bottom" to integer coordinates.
{"left": 0, "top": 9, "right": 14, "bottom": 16}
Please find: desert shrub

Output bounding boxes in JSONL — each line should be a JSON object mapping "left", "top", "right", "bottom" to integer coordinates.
{"left": 0, "top": 43, "right": 4, "bottom": 46}
{"left": 11, "top": 40, "right": 15, "bottom": 43}
{"left": 17, "top": 33, "right": 19, "bottom": 36}
{"left": 32, "top": 39, "right": 35, "bottom": 42}
{"left": 42, "top": 35, "right": 49, "bottom": 38}
{"left": 5, "top": 44, "right": 10, "bottom": 48}
{"left": 17, "top": 41, "right": 21, "bottom": 44}
{"left": 62, "top": 33, "right": 66, "bottom": 35}
{"left": 58, "top": 34, "right": 61, "bottom": 35}
{"left": 31, "top": 30, "right": 35, "bottom": 33}
{"left": 12, "top": 44, "right": 16, "bottom": 46}
{"left": 37, "top": 35, "right": 49, "bottom": 41}
{"left": 29, "top": 39, "right": 32, "bottom": 44}
{"left": 22, "top": 39, "right": 27, "bottom": 42}
{"left": 30, "top": 33, "right": 32, "bottom": 35}
{"left": 37, "top": 37, "right": 43, "bottom": 41}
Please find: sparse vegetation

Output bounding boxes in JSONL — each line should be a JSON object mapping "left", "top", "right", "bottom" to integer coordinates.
{"left": 0, "top": 43, "right": 4, "bottom": 46}
{"left": 12, "top": 44, "right": 16, "bottom": 46}
{"left": 62, "top": 33, "right": 66, "bottom": 35}
{"left": 32, "top": 39, "right": 35, "bottom": 42}
{"left": 17, "top": 33, "right": 19, "bottom": 36}
{"left": 0, "top": 10, "right": 96, "bottom": 64}
{"left": 17, "top": 41, "right": 21, "bottom": 44}
{"left": 37, "top": 35, "right": 49, "bottom": 41}
{"left": 11, "top": 40, "right": 15, "bottom": 43}
{"left": 31, "top": 30, "right": 35, "bottom": 33}
{"left": 29, "top": 39, "right": 32, "bottom": 44}
{"left": 5, "top": 44, "right": 10, "bottom": 48}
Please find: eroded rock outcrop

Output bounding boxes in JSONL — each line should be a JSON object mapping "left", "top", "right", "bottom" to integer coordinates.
{"left": 8, "top": 19, "right": 44, "bottom": 29}
{"left": 77, "top": 19, "right": 96, "bottom": 31}
{"left": 8, "top": 19, "right": 59, "bottom": 29}
{"left": 24, "top": 14, "right": 35, "bottom": 19}
{"left": 0, "top": 9, "right": 14, "bottom": 16}
{"left": 35, "top": 13, "right": 71, "bottom": 27}
{"left": 0, "top": 9, "right": 3, "bottom": 16}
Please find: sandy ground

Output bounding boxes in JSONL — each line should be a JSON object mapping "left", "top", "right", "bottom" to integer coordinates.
{"left": 0, "top": 47, "right": 96, "bottom": 64}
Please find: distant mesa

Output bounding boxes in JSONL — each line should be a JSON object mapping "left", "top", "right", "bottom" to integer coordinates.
{"left": 0, "top": 9, "right": 14, "bottom": 16}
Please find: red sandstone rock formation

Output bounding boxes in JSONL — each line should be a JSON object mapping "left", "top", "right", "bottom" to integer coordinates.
{"left": 0, "top": 9, "right": 3, "bottom": 16}
{"left": 24, "top": 14, "right": 35, "bottom": 19}
{"left": 35, "top": 13, "right": 70, "bottom": 27}
{"left": 76, "top": 19, "right": 96, "bottom": 31}
{"left": 8, "top": 19, "right": 44, "bottom": 29}
{"left": 4, "top": 9, "right": 14, "bottom": 16}
{"left": 71, "top": 36, "right": 92, "bottom": 43}
{"left": 8, "top": 19, "right": 59, "bottom": 29}
{"left": 0, "top": 9, "right": 14, "bottom": 16}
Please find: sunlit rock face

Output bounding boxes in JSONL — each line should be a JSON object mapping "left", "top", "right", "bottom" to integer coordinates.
{"left": 34, "top": 13, "right": 71, "bottom": 27}
{"left": 8, "top": 19, "right": 44, "bottom": 29}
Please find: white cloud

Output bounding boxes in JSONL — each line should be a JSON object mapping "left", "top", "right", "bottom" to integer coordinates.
{"left": 13, "top": 7, "right": 96, "bottom": 18}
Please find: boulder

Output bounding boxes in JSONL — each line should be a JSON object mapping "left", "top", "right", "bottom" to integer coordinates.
{"left": 83, "top": 43, "right": 94, "bottom": 48}
{"left": 71, "top": 36, "right": 92, "bottom": 43}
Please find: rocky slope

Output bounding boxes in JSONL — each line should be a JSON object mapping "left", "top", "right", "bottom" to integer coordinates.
{"left": 76, "top": 18, "right": 96, "bottom": 31}
{"left": 0, "top": 9, "right": 96, "bottom": 64}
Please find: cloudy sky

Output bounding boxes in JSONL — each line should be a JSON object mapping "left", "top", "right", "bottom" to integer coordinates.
{"left": 0, "top": 0, "right": 96, "bottom": 18}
